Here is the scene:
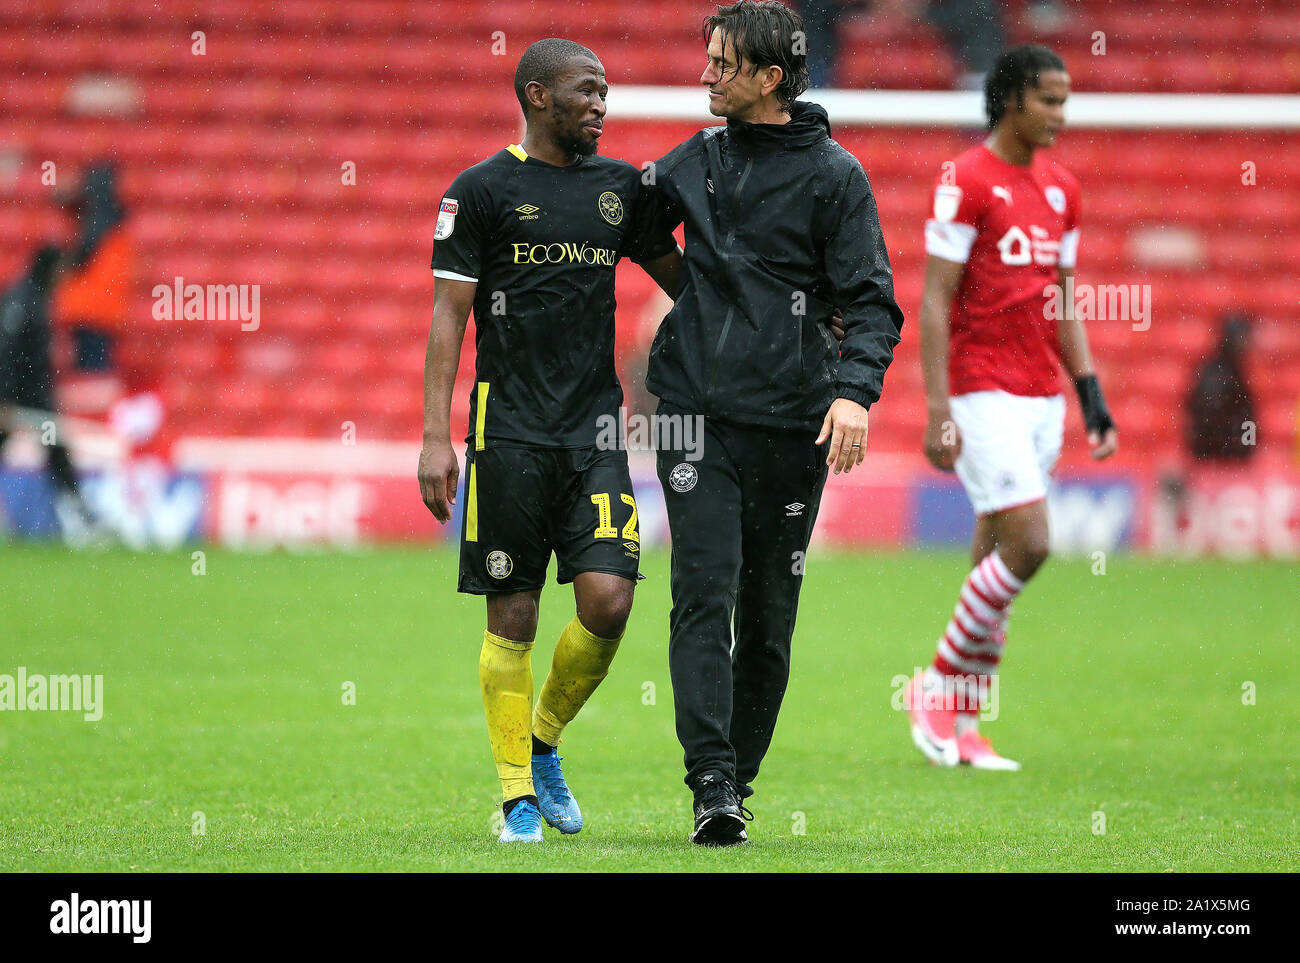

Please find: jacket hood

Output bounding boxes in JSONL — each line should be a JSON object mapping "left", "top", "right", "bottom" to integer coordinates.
{"left": 725, "top": 100, "right": 830, "bottom": 152}
{"left": 71, "top": 163, "right": 126, "bottom": 269}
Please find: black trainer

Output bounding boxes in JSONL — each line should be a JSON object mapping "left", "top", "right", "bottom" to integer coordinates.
{"left": 689, "top": 772, "right": 751, "bottom": 846}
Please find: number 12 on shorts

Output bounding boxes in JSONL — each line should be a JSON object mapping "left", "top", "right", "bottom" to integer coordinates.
{"left": 590, "top": 493, "right": 639, "bottom": 542}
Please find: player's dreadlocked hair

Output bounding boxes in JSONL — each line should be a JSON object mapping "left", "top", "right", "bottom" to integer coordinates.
{"left": 703, "top": 0, "right": 809, "bottom": 113}
{"left": 984, "top": 44, "right": 1067, "bottom": 129}
{"left": 514, "top": 38, "right": 600, "bottom": 117}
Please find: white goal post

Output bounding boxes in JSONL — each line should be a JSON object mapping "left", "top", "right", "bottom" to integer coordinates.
{"left": 611, "top": 87, "right": 1300, "bottom": 128}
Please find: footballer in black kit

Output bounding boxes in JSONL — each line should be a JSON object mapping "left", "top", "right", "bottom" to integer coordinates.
{"left": 433, "top": 142, "right": 673, "bottom": 593}
{"left": 419, "top": 38, "right": 681, "bottom": 842}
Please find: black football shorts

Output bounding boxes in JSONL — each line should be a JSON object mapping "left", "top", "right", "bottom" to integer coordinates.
{"left": 458, "top": 444, "right": 642, "bottom": 594}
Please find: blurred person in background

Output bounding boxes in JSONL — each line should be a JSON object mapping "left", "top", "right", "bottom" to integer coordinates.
{"left": 801, "top": 0, "right": 848, "bottom": 88}
{"left": 804, "top": 0, "right": 1014, "bottom": 91}
{"left": 97, "top": 385, "right": 187, "bottom": 550}
{"left": 1025, "top": 0, "right": 1071, "bottom": 34}
{"left": 0, "top": 245, "right": 103, "bottom": 544}
{"left": 816, "top": 0, "right": 1008, "bottom": 90}
{"left": 52, "top": 162, "right": 133, "bottom": 373}
{"left": 925, "top": 0, "right": 1005, "bottom": 90}
{"left": 1186, "top": 312, "right": 1257, "bottom": 463}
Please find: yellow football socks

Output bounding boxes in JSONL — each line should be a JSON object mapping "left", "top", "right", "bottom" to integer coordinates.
{"left": 479, "top": 630, "right": 535, "bottom": 802}
{"left": 532, "top": 616, "right": 623, "bottom": 749}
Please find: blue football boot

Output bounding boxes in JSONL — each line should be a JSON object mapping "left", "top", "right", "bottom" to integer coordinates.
{"left": 531, "top": 749, "right": 583, "bottom": 834}
{"left": 498, "top": 798, "right": 543, "bottom": 843}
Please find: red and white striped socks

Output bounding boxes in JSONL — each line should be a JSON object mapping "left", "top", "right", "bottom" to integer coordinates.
{"left": 929, "top": 549, "right": 1025, "bottom": 720}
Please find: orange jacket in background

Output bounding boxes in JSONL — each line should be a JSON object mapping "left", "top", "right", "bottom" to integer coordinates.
{"left": 52, "top": 225, "right": 134, "bottom": 331}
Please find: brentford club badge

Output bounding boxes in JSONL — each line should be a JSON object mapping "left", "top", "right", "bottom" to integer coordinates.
{"left": 486, "top": 550, "right": 512, "bottom": 579}
{"left": 669, "top": 463, "right": 698, "bottom": 493}
{"left": 598, "top": 191, "right": 623, "bottom": 225}
{"left": 1044, "top": 186, "right": 1067, "bottom": 215}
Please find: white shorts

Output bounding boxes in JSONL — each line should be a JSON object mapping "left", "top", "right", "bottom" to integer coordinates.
{"left": 950, "top": 390, "right": 1065, "bottom": 516}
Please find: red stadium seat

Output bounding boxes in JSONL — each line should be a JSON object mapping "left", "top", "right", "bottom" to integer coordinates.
{"left": 0, "top": 0, "right": 1291, "bottom": 462}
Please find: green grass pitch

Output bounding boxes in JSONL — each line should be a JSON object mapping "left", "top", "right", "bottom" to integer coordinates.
{"left": 2, "top": 544, "right": 1296, "bottom": 872}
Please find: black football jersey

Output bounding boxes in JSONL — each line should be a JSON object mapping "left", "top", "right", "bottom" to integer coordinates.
{"left": 432, "top": 144, "right": 676, "bottom": 449}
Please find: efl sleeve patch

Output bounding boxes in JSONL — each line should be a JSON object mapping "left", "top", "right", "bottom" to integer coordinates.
{"left": 434, "top": 197, "right": 459, "bottom": 240}
{"left": 932, "top": 185, "right": 963, "bottom": 223}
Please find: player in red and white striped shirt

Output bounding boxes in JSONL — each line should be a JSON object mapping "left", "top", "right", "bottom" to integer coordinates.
{"left": 904, "top": 45, "right": 1118, "bottom": 769}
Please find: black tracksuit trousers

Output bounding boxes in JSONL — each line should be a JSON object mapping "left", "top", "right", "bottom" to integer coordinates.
{"left": 654, "top": 400, "right": 829, "bottom": 794}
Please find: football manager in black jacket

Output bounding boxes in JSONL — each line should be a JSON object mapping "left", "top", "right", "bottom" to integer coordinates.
{"left": 642, "top": 0, "right": 904, "bottom": 845}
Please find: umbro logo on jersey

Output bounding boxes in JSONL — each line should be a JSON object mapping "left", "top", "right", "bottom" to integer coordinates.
{"left": 992, "top": 186, "right": 1013, "bottom": 205}
{"left": 785, "top": 502, "right": 805, "bottom": 516}
{"left": 515, "top": 204, "right": 540, "bottom": 220}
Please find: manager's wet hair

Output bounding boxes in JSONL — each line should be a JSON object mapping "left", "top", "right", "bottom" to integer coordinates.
{"left": 704, "top": 1, "right": 809, "bottom": 113}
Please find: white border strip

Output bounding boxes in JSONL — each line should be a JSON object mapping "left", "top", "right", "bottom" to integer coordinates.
{"left": 167, "top": 436, "right": 923, "bottom": 479}
{"left": 611, "top": 87, "right": 1300, "bottom": 128}
{"left": 173, "top": 437, "right": 422, "bottom": 475}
